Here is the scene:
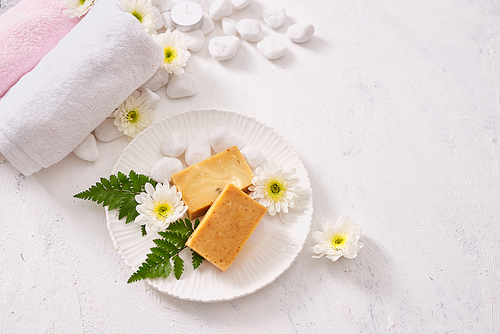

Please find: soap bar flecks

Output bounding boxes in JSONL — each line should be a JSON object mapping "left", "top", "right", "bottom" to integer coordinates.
{"left": 171, "top": 146, "right": 254, "bottom": 219}
{"left": 185, "top": 183, "right": 267, "bottom": 272}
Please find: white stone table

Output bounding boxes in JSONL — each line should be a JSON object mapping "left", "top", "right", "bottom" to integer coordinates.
{"left": 1, "top": 0, "right": 499, "bottom": 332}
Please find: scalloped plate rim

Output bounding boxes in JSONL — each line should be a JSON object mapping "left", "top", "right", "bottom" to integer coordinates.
{"left": 106, "top": 109, "right": 313, "bottom": 302}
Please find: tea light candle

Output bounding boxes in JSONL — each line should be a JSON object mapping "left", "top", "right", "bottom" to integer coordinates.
{"left": 170, "top": 1, "right": 204, "bottom": 32}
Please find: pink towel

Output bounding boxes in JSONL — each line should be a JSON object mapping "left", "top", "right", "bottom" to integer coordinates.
{"left": 0, "top": 0, "right": 80, "bottom": 97}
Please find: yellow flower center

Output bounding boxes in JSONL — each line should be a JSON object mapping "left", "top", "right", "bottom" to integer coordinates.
{"left": 164, "top": 47, "right": 177, "bottom": 64}
{"left": 126, "top": 109, "right": 140, "bottom": 124}
{"left": 331, "top": 233, "right": 348, "bottom": 250}
{"left": 79, "top": 0, "right": 86, "bottom": 5}
{"left": 265, "top": 178, "right": 286, "bottom": 202}
{"left": 154, "top": 202, "right": 172, "bottom": 220}
{"left": 131, "top": 10, "right": 143, "bottom": 22}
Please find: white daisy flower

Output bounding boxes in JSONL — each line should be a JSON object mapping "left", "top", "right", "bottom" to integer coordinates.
{"left": 61, "top": 0, "right": 95, "bottom": 18}
{"left": 134, "top": 183, "right": 188, "bottom": 234}
{"left": 311, "top": 216, "right": 365, "bottom": 262}
{"left": 248, "top": 161, "right": 300, "bottom": 223}
{"left": 153, "top": 30, "right": 191, "bottom": 75}
{"left": 114, "top": 94, "right": 153, "bottom": 139}
{"left": 120, "top": 0, "right": 157, "bottom": 34}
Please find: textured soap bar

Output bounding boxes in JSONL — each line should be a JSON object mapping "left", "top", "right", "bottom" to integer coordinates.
{"left": 171, "top": 146, "right": 254, "bottom": 219}
{"left": 185, "top": 183, "right": 267, "bottom": 272}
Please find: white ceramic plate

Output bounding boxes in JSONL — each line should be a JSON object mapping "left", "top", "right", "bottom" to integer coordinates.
{"left": 106, "top": 109, "right": 313, "bottom": 302}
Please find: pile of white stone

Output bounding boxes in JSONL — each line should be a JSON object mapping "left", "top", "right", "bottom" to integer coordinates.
{"left": 150, "top": 126, "right": 264, "bottom": 183}
{"left": 210, "top": 3, "right": 314, "bottom": 60}
{"left": 73, "top": 0, "right": 315, "bottom": 162}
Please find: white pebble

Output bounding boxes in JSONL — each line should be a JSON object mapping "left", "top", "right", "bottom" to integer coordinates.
{"left": 130, "top": 90, "right": 140, "bottom": 98}
{"left": 209, "top": 36, "right": 240, "bottom": 60}
{"left": 161, "top": 132, "right": 187, "bottom": 157}
{"left": 166, "top": 73, "right": 196, "bottom": 98}
{"left": 94, "top": 119, "right": 124, "bottom": 142}
{"left": 221, "top": 17, "right": 238, "bottom": 36}
{"left": 196, "top": 0, "right": 213, "bottom": 12}
{"left": 209, "top": 126, "right": 244, "bottom": 153}
{"left": 231, "top": 0, "right": 251, "bottom": 9}
{"left": 199, "top": 12, "right": 214, "bottom": 35}
{"left": 141, "top": 88, "right": 160, "bottom": 109}
{"left": 178, "top": 30, "right": 205, "bottom": 52}
{"left": 73, "top": 133, "right": 99, "bottom": 161}
{"left": 185, "top": 131, "right": 211, "bottom": 166}
{"left": 154, "top": 0, "right": 174, "bottom": 13}
{"left": 152, "top": 6, "right": 164, "bottom": 30}
{"left": 262, "top": 8, "right": 286, "bottom": 29}
{"left": 236, "top": 19, "right": 263, "bottom": 42}
{"left": 287, "top": 22, "right": 315, "bottom": 43}
{"left": 140, "top": 67, "right": 169, "bottom": 92}
{"left": 257, "top": 36, "right": 286, "bottom": 59}
{"left": 240, "top": 146, "right": 263, "bottom": 169}
{"left": 162, "top": 12, "right": 176, "bottom": 30}
{"left": 150, "top": 157, "right": 183, "bottom": 183}
{"left": 209, "top": 0, "right": 233, "bottom": 20}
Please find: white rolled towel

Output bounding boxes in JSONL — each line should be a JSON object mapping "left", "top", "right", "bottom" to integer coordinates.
{"left": 0, "top": 0, "right": 163, "bottom": 175}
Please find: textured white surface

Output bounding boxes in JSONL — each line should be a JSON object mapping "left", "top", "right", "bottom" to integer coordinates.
{"left": 1, "top": 0, "right": 500, "bottom": 332}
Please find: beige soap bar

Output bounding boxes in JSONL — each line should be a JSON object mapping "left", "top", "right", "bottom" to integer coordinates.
{"left": 185, "top": 183, "right": 267, "bottom": 272}
{"left": 171, "top": 146, "right": 254, "bottom": 219}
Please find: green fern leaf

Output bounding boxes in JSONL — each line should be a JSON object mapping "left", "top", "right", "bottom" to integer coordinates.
{"left": 158, "top": 231, "right": 188, "bottom": 247}
{"left": 173, "top": 255, "right": 184, "bottom": 279}
{"left": 128, "top": 218, "right": 204, "bottom": 283}
{"left": 192, "top": 251, "right": 204, "bottom": 270}
{"left": 74, "top": 171, "right": 156, "bottom": 224}
{"left": 168, "top": 219, "right": 192, "bottom": 236}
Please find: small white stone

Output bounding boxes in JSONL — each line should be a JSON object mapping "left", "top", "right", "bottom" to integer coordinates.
{"left": 141, "top": 88, "right": 160, "bottom": 108}
{"left": 209, "top": 0, "right": 233, "bottom": 20}
{"left": 162, "top": 12, "right": 176, "bottom": 30}
{"left": 236, "top": 19, "right": 263, "bottom": 42}
{"left": 94, "top": 119, "right": 124, "bottom": 142}
{"left": 130, "top": 90, "right": 141, "bottom": 98}
{"left": 257, "top": 36, "right": 286, "bottom": 59}
{"left": 154, "top": 0, "right": 174, "bottom": 13}
{"left": 209, "top": 126, "right": 244, "bottom": 153}
{"left": 262, "top": 8, "right": 286, "bottom": 29}
{"left": 73, "top": 133, "right": 99, "bottom": 162}
{"left": 221, "top": 17, "right": 238, "bottom": 36}
{"left": 161, "top": 132, "right": 187, "bottom": 157}
{"left": 209, "top": 36, "right": 240, "bottom": 60}
{"left": 178, "top": 30, "right": 205, "bottom": 52}
{"left": 140, "top": 67, "right": 169, "bottom": 92}
{"left": 287, "top": 22, "right": 315, "bottom": 43}
{"left": 185, "top": 131, "right": 211, "bottom": 166}
{"left": 199, "top": 12, "right": 214, "bottom": 35}
{"left": 240, "top": 145, "right": 263, "bottom": 169}
{"left": 149, "top": 157, "right": 183, "bottom": 183}
{"left": 152, "top": 6, "right": 164, "bottom": 30}
{"left": 166, "top": 73, "right": 196, "bottom": 98}
{"left": 231, "top": 0, "right": 251, "bottom": 9}
{"left": 195, "top": 0, "right": 213, "bottom": 12}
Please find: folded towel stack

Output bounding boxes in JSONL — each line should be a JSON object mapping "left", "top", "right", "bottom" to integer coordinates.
{"left": 0, "top": 0, "right": 163, "bottom": 175}
{"left": 0, "top": 0, "right": 81, "bottom": 97}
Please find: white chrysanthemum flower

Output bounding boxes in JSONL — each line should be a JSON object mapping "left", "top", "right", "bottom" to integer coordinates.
{"left": 153, "top": 30, "right": 191, "bottom": 75}
{"left": 120, "top": 0, "right": 157, "bottom": 34}
{"left": 61, "top": 0, "right": 95, "bottom": 18}
{"left": 134, "top": 183, "right": 188, "bottom": 234}
{"left": 114, "top": 94, "right": 153, "bottom": 139}
{"left": 311, "top": 216, "right": 365, "bottom": 262}
{"left": 248, "top": 161, "right": 300, "bottom": 223}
